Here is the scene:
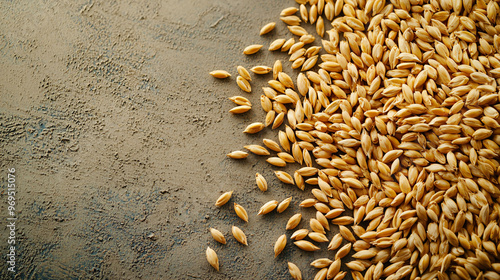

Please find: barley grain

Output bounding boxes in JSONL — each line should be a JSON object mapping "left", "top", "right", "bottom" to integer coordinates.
{"left": 243, "top": 122, "right": 264, "bottom": 134}
{"left": 288, "top": 262, "right": 303, "bottom": 280}
{"left": 229, "top": 96, "right": 251, "bottom": 106}
{"left": 234, "top": 203, "right": 249, "bottom": 222}
{"left": 227, "top": 151, "right": 249, "bottom": 159}
{"left": 286, "top": 213, "right": 302, "bottom": 230}
{"left": 236, "top": 76, "right": 251, "bottom": 92}
{"left": 244, "top": 145, "right": 269, "bottom": 156}
{"left": 275, "top": 171, "right": 294, "bottom": 184}
{"left": 229, "top": 105, "right": 251, "bottom": 114}
{"left": 277, "top": 197, "right": 292, "bottom": 213}
{"left": 260, "top": 22, "right": 276, "bottom": 35}
{"left": 232, "top": 226, "right": 248, "bottom": 246}
{"left": 206, "top": 247, "right": 220, "bottom": 271}
{"left": 210, "top": 70, "right": 231, "bottom": 78}
{"left": 273, "top": 234, "right": 287, "bottom": 258}
{"left": 251, "top": 66, "right": 272, "bottom": 74}
{"left": 294, "top": 240, "right": 320, "bottom": 251}
{"left": 258, "top": 200, "right": 278, "bottom": 215}
{"left": 215, "top": 191, "right": 233, "bottom": 207}
{"left": 281, "top": 7, "right": 298, "bottom": 16}
{"left": 243, "top": 44, "right": 263, "bottom": 55}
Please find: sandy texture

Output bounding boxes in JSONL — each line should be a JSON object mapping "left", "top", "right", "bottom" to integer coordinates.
{"left": 0, "top": 0, "right": 341, "bottom": 279}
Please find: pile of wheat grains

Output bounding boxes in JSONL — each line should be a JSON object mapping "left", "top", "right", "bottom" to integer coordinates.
{"left": 207, "top": 0, "right": 500, "bottom": 279}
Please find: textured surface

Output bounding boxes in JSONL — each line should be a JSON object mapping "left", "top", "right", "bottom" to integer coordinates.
{"left": 0, "top": 0, "right": 339, "bottom": 279}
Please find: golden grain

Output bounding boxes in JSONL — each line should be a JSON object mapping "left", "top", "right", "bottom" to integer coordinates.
{"left": 260, "top": 22, "right": 276, "bottom": 35}
{"left": 215, "top": 191, "right": 233, "bottom": 207}
{"left": 286, "top": 213, "right": 302, "bottom": 230}
{"left": 229, "top": 96, "right": 251, "bottom": 106}
{"left": 281, "top": 7, "right": 298, "bottom": 16}
{"left": 211, "top": 1, "right": 500, "bottom": 277}
{"left": 244, "top": 145, "right": 269, "bottom": 156}
{"left": 272, "top": 112, "right": 285, "bottom": 129}
{"left": 328, "top": 233, "right": 343, "bottom": 251}
{"left": 210, "top": 228, "right": 226, "bottom": 245}
{"left": 236, "top": 76, "right": 251, "bottom": 92}
{"left": 243, "top": 122, "right": 264, "bottom": 134}
{"left": 277, "top": 197, "right": 292, "bottom": 213}
{"left": 243, "top": 44, "right": 263, "bottom": 55}
{"left": 335, "top": 243, "right": 351, "bottom": 259}
{"left": 327, "top": 259, "right": 341, "bottom": 279}
{"left": 234, "top": 203, "right": 249, "bottom": 222}
{"left": 258, "top": 200, "right": 278, "bottom": 215}
{"left": 267, "top": 157, "right": 287, "bottom": 167}
{"left": 288, "top": 26, "right": 308, "bottom": 36}
{"left": 206, "top": 247, "right": 220, "bottom": 271}
{"left": 209, "top": 70, "right": 231, "bottom": 78}
{"left": 229, "top": 105, "right": 251, "bottom": 114}
{"left": 263, "top": 138, "right": 281, "bottom": 152}
{"left": 226, "top": 151, "right": 248, "bottom": 159}
{"left": 302, "top": 55, "right": 318, "bottom": 71}
{"left": 251, "top": 66, "right": 272, "bottom": 74}
{"left": 291, "top": 228, "right": 309, "bottom": 240}
{"left": 281, "top": 38, "right": 295, "bottom": 52}
{"left": 269, "top": 39, "right": 286, "bottom": 51}
{"left": 294, "top": 240, "right": 320, "bottom": 251}
{"left": 288, "top": 262, "right": 302, "bottom": 280}
{"left": 232, "top": 226, "right": 248, "bottom": 246}
{"left": 281, "top": 15, "right": 302, "bottom": 26}
{"left": 274, "top": 234, "right": 287, "bottom": 257}
{"left": 275, "top": 170, "right": 294, "bottom": 184}
{"left": 255, "top": 173, "right": 268, "bottom": 192}
{"left": 309, "top": 232, "right": 328, "bottom": 242}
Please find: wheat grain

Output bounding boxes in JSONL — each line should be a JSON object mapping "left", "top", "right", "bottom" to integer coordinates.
{"left": 327, "top": 259, "right": 341, "bottom": 279}
{"left": 328, "top": 233, "right": 343, "bottom": 251}
{"left": 288, "top": 26, "right": 308, "bottom": 36}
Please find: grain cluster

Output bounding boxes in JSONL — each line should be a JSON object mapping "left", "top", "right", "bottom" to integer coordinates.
{"left": 209, "top": 0, "right": 500, "bottom": 278}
